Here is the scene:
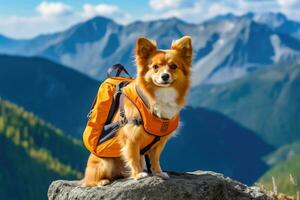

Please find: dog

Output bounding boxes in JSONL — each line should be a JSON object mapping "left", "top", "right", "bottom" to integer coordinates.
{"left": 81, "top": 36, "right": 193, "bottom": 187}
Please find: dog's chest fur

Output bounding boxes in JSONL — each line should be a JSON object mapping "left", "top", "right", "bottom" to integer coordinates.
{"left": 152, "top": 88, "right": 179, "bottom": 119}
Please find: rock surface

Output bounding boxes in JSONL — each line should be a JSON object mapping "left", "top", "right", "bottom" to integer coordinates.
{"left": 48, "top": 171, "right": 267, "bottom": 200}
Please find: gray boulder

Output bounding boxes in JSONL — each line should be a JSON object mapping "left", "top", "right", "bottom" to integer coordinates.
{"left": 48, "top": 171, "right": 267, "bottom": 200}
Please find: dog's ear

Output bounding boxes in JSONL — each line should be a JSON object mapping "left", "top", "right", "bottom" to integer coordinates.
{"left": 135, "top": 37, "right": 157, "bottom": 59}
{"left": 171, "top": 36, "right": 192, "bottom": 61}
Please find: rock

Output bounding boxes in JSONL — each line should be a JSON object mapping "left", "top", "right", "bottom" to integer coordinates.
{"left": 48, "top": 171, "right": 267, "bottom": 200}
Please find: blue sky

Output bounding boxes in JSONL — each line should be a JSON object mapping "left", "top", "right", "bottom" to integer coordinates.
{"left": 0, "top": 0, "right": 151, "bottom": 17}
{"left": 0, "top": 0, "right": 300, "bottom": 39}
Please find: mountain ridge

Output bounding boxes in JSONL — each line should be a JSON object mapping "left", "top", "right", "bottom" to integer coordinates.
{"left": 1, "top": 12, "right": 300, "bottom": 84}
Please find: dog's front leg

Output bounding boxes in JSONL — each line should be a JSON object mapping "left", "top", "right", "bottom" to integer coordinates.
{"left": 149, "top": 136, "right": 170, "bottom": 179}
{"left": 122, "top": 140, "right": 149, "bottom": 180}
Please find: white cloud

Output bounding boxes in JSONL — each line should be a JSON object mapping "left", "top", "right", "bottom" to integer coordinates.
{"left": 149, "top": 0, "right": 183, "bottom": 11}
{"left": 0, "top": 15, "right": 77, "bottom": 39}
{"left": 81, "top": 3, "right": 133, "bottom": 24}
{"left": 277, "top": 0, "right": 297, "bottom": 7}
{"left": 207, "top": 3, "right": 235, "bottom": 17}
{"left": 82, "top": 4, "right": 119, "bottom": 18}
{"left": 144, "top": 1, "right": 199, "bottom": 22}
{"left": 145, "top": 0, "right": 300, "bottom": 24}
{"left": 1, "top": 1, "right": 79, "bottom": 38}
{"left": 145, "top": 1, "right": 235, "bottom": 23}
{"left": 36, "top": 1, "right": 72, "bottom": 17}
{"left": 275, "top": 0, "right": 300, "bottom": 21}
{"left": 0, "top": 2, "right": 133, "bottom": 39}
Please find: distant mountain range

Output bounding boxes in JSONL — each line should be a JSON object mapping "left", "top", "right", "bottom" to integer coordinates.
{"left": 210, "top": 12, "right": 300, "bottom": 40}
{"left": 0, "top": 98, "right": 88, "bottom": 200}
{"left": 1, "top": 12, "right": 300, "bottom": 85}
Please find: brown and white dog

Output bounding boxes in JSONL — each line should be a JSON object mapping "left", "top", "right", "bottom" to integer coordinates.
{"left": 82, "top": 36, "right": 193, "bottom": 187}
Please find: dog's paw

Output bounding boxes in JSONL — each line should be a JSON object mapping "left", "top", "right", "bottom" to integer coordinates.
{"left": 80, "top": 182, "right": 89, "bottom": 187}
{"left": 133, "top": 172, "right": 149, "bottom": 180}
{"left": 96, "top": 179, "right": 110, "bottom": 187}
{"left": 153, "top": 171, "right": 169, "bottom": 179}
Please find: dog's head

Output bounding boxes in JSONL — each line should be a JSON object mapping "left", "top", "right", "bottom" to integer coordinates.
{"left": 135, "top": 36, "right": 192, "bottom": 105}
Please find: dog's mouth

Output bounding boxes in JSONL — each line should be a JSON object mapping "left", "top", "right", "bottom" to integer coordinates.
{"left": 153, "top": 79, "right": 173, "bottom": 87}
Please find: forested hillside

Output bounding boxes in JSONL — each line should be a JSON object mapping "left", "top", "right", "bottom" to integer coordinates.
{"left": 0, "top": 98, "right": 88, "bottom": 199}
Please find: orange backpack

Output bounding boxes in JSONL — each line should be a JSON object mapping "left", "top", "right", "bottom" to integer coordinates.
{"left": 82, "top": 64, "right": 179, "bottom": 162}
{"left": 83, "top": 64, "right": 132, "bottom": 155}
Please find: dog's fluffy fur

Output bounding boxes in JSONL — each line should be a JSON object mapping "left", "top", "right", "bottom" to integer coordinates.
{"left": 81, "top": 36, "right": 193, "bottom": 187}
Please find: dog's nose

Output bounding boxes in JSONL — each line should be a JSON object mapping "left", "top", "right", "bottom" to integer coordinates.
{"left": 161, "top": 73, "right": 170, "bottom": 81}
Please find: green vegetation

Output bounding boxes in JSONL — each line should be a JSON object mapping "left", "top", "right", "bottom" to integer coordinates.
{"left": 259, "top": 140, "right": 300, "bottom": 197}
{"left": 0, "top": 97, "right": 88, "bottom": 200}
{"left": 259, "top": 154, "right": 300, "bottom": 196}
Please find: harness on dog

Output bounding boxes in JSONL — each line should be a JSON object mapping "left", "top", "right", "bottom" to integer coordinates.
{"left": 82, "top": 64, "right": 179, "bottom": 173}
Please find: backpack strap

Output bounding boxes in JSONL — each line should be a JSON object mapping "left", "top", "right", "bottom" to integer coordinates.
{"left": 107, "top": 64, "right": 132, "bottom": 78}
{"left": 144, "top": 155, "right": 152, "bottom": 174}
{"left": 118, "top": 93, "right": 143, "bottom": 126}
{"left": 87, "top": 96, "right": 97, "bottom": 118}
{"left": 140, "top": 136, "right": 161, "bottom": 174}
{"left": 105, "top": 81, "right": 130, "bottom": 124}
{"left": 98, "top": 91, "right": 143, "bottom": 145}
{"left": 140, "top": 136, "right": 161, "bottom": 155}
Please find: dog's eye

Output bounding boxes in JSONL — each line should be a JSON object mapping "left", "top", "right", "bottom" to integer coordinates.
{"left": 170, "top": 64, "right": 177, "bottom": 70}
{"left": 153, "top": 65, "right": 159, "bottom": 70}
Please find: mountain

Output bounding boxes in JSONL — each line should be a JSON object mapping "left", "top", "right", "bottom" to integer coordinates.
{"left": 0, "top": 17, "right": 196, "bottom": 79}
{"left": 0, "top": 34, "right": 13, "bottom": 44}
{"left": 189, "top": 62, "right": 300, "bottom": 147}
{"left": 193, "top": 19, "right": 300, "bottom": 85}
{"left": 253, "top": 12, "right": 300, "bottom": 40}
{"left": 210, "top": 12, "right": 300, "bottom": 40}
{"left": 258, "top": 153, "right": 300, "bottom": 196}
{"left": 0, "top": 98, "right": 88, "bottom": 200}
{"left": 0, "top": 34, "right": 27, "bottom": 53}
{"left": 1, "top": 13, "right": 300, "bottom": 84}
{"left": 161, "top": 106, "right": 273, "bottom": 184}
{"left": 0, "top": 54, "right": 99, "bottom": 137}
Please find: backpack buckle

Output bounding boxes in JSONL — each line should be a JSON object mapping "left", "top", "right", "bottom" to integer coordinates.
{"left": 119, "top": 118, "right": 128, "bottom": 127}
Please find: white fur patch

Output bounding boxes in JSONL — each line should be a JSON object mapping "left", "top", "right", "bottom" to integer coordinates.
{"left": 153, "top": 88, "right": 179, "bottom": 119}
